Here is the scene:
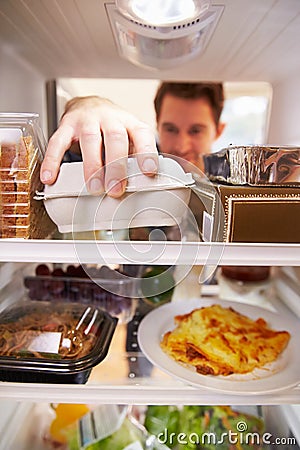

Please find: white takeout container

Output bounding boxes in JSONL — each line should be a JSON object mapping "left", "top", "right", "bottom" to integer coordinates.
{"left": 36, "top": 156, "right": 194, "bottom": 233}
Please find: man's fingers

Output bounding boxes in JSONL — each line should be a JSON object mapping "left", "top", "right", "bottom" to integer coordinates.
{"left": 102, "top": 117, "right": 159, "bottom": 198}
{"left": 126, "top": 120, "right": 159, "bottom": 176}
{"left": 79, "top": 122, "right": 104, "bottom": 195}
{"left": 102, "top": 120, "right": 129, "bottom": 198}
{"left": 41, "top": 97, "right": 159, "bottom": 202}
{"left": 40, "top": 124, "right": 75, "bottom": 184}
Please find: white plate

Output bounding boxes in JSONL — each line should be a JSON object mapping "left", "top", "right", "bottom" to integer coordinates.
{"left": 138, "top": 298, "right": 300, "bottom": 394}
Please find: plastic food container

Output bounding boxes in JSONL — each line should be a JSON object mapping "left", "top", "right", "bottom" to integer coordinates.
{"left": 0, "top": 112, "right": 55, "bottom": 238}
{"left": 35, "top": 156, "right": 194, "bottom": 233}
{"left": 218, "top": 266, "right": 272, "bottom": 308}
{"left": 203, "top": 145, "right": 300, "bottom": 185}
{"left": 24, "top": 264, "right": 137, "bottom": 324}
{"left": 0, "top": 300, "right": 117, "bottom": 384}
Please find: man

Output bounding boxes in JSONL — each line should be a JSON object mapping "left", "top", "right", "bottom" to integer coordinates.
{"left": 154, "top": 82, "right": 225, "bottom": 170}
{"left": 40, "top": 82, "right": 225, "bottom": 196}
{"left": 40, "top": 82, "right": 226, "bottom": 377}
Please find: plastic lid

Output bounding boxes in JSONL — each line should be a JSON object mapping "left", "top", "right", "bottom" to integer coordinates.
{"left": 24, "top": 264, "right": 137, "bottom": 324}
{"left": 0, "top": 301, "right": 117, "bottom": 373}
{"left": 221, "top": 266, "right": 270, "bottom": 282}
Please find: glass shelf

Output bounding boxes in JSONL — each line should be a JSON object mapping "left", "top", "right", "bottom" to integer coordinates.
{"left": 0, "top": 356, "right": 299, "bottom": 405}
{"left": 0, "top": 239, "right": 300, "bottom": 266}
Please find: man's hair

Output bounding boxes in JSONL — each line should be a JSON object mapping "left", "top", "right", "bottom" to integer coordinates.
{"left": 154, "top": 82, "right": 224, "bottom": 126}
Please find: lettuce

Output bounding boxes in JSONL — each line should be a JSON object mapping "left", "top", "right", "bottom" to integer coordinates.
{"left": 67, "top": 417, "right": 143, "bottom": 450}
{"left": 85, "top": 418, "right": 142, "bottom": 450}
{"left": 144, "top": 405, "right": 266, "bottom": 450}
{"left": 144, "top": 406, "right": 180, "bottom": 448}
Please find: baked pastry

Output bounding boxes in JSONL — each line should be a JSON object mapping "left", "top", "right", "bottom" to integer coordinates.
{"left": 0, "top": 136, "right": 55, "bottom": 238}
{"left": 160, "top": 304, "right": 290, "bottom": 376}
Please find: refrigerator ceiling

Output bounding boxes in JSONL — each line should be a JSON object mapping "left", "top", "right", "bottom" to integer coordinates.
{"left": 0, "top": 0, "right": 300, "bottom": 82}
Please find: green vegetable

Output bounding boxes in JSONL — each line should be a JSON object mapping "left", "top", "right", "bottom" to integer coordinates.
{"left": 15, "top": 349, "right": 61, "bottom": 359}
{"left": 67, "top": 417, "right": 143, "bottom": 450}
{"left": 140, "top": 266, "right": 175, "bottom": 306}
{"left": 144, "top": 405, "right": 266, "bottom": 450}
{"left": 144, "top": 406, "right": 180, "bottom": 448}
{"left": 178, "top": 406, "right": 206, "bottom": 449}
{"left": 86, "top": 418, "right": 142, "bottom": 450}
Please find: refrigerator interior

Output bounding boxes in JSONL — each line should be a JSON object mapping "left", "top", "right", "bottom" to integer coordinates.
{"left": 0, "top": 258, "right": 299, "bottom": 450}
{"left": 1, "top": 1, "right": 300, "bottom": 448}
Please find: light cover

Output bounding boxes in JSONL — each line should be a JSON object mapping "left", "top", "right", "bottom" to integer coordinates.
{"left": 115, "top": 0, "right": 210, "bottom": 26}
{"left": 106, "top": 2, "right": 224, "bottom": 70}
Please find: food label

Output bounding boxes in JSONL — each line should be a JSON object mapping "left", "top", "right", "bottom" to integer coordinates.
{"left": 27, "top": 331, "right": 61, "bottom": 354}
{"left": 0, "top": 128, "right": 22, "bottom": 144}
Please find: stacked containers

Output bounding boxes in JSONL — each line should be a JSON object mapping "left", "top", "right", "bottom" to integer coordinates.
{"left": 0, "top": 113, "right": 55, "bottom": 238}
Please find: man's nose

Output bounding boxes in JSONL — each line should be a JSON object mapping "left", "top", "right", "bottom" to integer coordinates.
{"left": 175, "top": 133, "right": 192, "bottom": 155}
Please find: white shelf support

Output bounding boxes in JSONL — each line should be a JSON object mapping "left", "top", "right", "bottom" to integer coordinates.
{"left": 0, "top": 382, "right": 299, "bottom": 405}
{"left": 0, "top": 240, "right": 300, "bottom": 265}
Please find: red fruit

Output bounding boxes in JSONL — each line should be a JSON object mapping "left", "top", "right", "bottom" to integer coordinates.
{"left": 52, "top": 268, "right": 65, "bottom": 278}
{"left": 35, "top": 264, "right": 50, "bottom": 276}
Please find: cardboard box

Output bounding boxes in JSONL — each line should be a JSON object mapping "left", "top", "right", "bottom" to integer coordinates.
{"left": 192, "top": 180, "right": 300, "bottom": 243}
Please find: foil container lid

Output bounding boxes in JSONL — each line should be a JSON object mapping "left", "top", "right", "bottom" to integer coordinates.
{"left": 203, "top": 145, "right": 300, "bottom": 185}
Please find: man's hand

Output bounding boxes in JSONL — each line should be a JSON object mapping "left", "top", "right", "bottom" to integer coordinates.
{"left": 40, "top": 96, "right": 158, "bottom": 197}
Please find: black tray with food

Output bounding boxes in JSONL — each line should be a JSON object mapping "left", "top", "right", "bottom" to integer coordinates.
{"left": 0, "top": 300, "right": 117, "bottom": 383}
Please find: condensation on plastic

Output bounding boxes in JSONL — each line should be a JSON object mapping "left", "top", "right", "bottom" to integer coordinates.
{"left": 24, "top": 271, "right": 137, "bottom": 324}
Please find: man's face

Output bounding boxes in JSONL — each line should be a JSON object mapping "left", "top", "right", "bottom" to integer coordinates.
{"left": 157, "top": 94, "right": 224, "bottom": 171}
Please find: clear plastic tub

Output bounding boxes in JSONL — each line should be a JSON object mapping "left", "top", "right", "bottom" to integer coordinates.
{"left": 24, "top": 264, "right": 138, "bottom": 324}
{"left": 0, "top": 300, "right": 117, "bottom": 384}
{"left": 0, "top": 112, "right": 55, "bottom": 238}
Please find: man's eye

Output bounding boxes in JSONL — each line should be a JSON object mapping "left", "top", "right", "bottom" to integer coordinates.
{"left": 165, "top": 127, "right": 178, "bottom": 134}
{"left": 189, "top": 127, "right": 203, "bottom": 135}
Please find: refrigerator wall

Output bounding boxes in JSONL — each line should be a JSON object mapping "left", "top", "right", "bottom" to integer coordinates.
{"left": 0, "top": 46, "right": 47, "bottom": 134}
